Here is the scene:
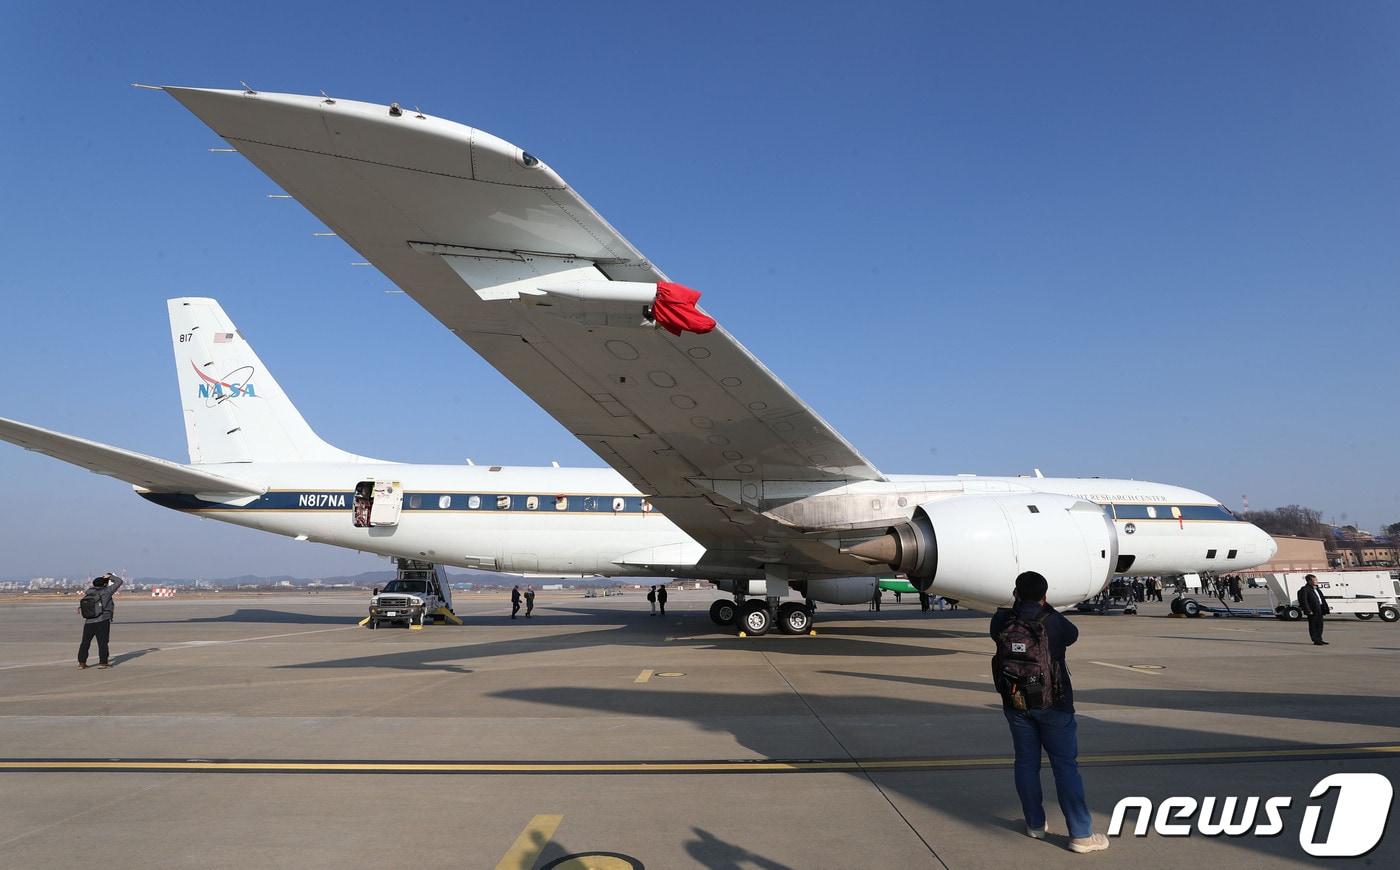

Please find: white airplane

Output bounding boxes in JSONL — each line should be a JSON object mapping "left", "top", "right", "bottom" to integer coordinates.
{"left": 0, "top": 86, "right": 1276, "bottom": 635}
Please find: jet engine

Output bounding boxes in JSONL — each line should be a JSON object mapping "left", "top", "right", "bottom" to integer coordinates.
{"left": 844, "top": 492, "right": 1116, "bottom": 608}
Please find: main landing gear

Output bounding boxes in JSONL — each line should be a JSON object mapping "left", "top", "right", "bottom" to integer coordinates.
{"left": 709, "top": 597, "right": 813, "bottom": 636}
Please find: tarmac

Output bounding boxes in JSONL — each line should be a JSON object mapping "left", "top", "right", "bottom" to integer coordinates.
{"left": 1, "top": 587, "right": 1397, "bottom": 869}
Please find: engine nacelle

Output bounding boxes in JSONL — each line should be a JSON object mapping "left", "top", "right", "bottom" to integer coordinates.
{"left": 844, "top": 493, "right": 1116, "bottom": 608}
{"left": 801, "top": 576, "right": 879, "bottom": 606}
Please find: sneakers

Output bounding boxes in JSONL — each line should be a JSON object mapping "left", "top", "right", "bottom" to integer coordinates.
{"left": 1069, "top": 833, "right": 1110, "bottom": 853}
{"left": 77, "top": 663, "right": 88, "bottom": 670}
{"left": 1026, "top": 825, "right": 1048, "bottom": 840}
{"left": 97, "top": 663, "right": 111, "bottom": 669}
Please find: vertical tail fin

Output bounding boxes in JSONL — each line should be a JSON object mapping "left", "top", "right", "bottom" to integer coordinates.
{"left": 168, "top": 298, "right": 365, "bottom": 464}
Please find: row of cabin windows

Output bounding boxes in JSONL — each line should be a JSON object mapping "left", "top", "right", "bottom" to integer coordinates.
{"left": 1205, "top": 549, "right": 1241, "bottom": 560}
{"left": 401, "top": 493, "right": 652, "bottom": 513}
{"left": 1105, "top": 503, "right": 1238, "bottom": 521}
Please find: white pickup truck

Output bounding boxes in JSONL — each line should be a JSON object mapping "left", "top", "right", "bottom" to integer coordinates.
{"left": 367, "top": 560, "right": 453, "bottom": 629}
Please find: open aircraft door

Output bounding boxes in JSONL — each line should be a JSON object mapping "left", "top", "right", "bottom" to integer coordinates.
{"left": 352, "top": 480, "right": 403, "bottom": 528}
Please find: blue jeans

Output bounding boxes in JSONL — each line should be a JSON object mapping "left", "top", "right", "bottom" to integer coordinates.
{"left": 1003, "top": 708, "right": 1092, "bottom": 838}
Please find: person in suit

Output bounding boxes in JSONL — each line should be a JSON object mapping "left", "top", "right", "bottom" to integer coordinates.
{"left": 1298, "top": 574, "right": 1331, "bottom": 645}
{"left": 510, "top": 585, "right": 522, "bottom": 619}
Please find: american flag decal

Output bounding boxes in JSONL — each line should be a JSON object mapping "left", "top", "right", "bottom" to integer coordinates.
{"left": 213, "top": 332, "right": 234, "bottom": 343}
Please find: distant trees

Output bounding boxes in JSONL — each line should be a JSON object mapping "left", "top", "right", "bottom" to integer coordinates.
{"left": 1242, "top": 505, "right": 1328, "bottom": 539}
{"left": 1385, "top": 522, "right": 1400, "bottom": 544}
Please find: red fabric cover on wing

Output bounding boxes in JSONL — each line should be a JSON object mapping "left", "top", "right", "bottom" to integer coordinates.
{"left": 651, "top": 282, "right": 717, "bottom": 336}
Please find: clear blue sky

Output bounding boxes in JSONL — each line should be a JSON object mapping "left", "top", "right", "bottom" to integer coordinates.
{"left": 2, "top": 1, "right": 1397, "bottom": 579}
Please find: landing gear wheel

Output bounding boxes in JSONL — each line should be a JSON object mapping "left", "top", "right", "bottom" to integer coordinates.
{"left": 1182, "top": 599, "right": 1201, "bottom": 618}
{"left": 1170, "top": 598, "right": 1185, "bottom": 615}
{"left": 1379, "top": 605, "right": 1399, "bottom": 623}
{"left": 739, "top": 600, "right": 772, "bottom": 636}
{"left": 777, "top": 602, "right": 811, "bottom": 635}
{"left": 1356, "top": 612, "right": 1375, "bottom": 620}
{"left": 709, "top": 599, "right": 737, "bottom": 626}
{"left": 1284, "top": 606, "right": 1303, "bottom": 621}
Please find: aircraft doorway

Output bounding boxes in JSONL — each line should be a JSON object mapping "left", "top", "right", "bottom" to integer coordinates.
{"left": 353, "top": 480, "right": 403, "bottom": 528}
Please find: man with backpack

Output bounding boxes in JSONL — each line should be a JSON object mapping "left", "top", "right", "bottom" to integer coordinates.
{"left": 991, "top": 571, "right": 1107, "bottom": 854}
{"left": 78, "top": 573, "right": 124, "bottom": 669}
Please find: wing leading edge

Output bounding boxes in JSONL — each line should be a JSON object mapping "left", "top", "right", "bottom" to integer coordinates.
{"left": 163, "top": 87, "right": 881, "bottom": 571}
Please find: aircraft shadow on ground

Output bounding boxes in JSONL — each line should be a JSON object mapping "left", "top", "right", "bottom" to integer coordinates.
{"left": 815, "top": 670, "right": 1400, "bottom": 731}
{"left": 481, "top": 678, "right": 1398, "bottom": 866}
{"left": 275, "top": 621, "right": 962, "bottom": 673}
{"left": 122, "top": 609, "right": 355, "bottom": 625}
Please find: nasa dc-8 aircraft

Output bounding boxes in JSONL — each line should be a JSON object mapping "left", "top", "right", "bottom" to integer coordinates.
{"left": 0, "top": 86, "right": 1276, "bottom": 635}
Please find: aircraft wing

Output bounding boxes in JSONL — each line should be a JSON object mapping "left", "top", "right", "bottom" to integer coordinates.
{"left": 164, "top": 87, "right": 881, "bottom": 573}
{"left": 0, "top": 417, "right": 266, "bottom": 495}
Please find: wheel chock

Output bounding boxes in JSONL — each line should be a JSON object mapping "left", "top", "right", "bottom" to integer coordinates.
{"left": 738, "top": 631, "right": 748, "bottom": 638}
{"left": 410, "top": 623, "right": 424, "bottom": 630}
{"left": 809, "top": 629, "right": 818, "bottom": 636}
{"left": 357, "top": 616, "right": 370, "bottom": 627}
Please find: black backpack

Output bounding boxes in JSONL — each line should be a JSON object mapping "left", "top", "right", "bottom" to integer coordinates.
{"left": 79, "top": 589, "right": 102, "bottom": 620}
{"left": 992, "top": 610, "right": 1059, "bottom": 710}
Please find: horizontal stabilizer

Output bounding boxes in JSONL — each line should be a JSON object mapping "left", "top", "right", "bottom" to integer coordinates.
{"left": 0, "top": 416, "right": 265, "bottom": 494}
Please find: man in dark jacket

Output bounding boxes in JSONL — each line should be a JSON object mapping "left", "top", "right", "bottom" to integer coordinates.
{"left": 524, "top": 585, "right": 535, "bottom": 618}
{"left": 656, "top": 585, "right": 668, "bottom": 616}
{"left": 990, "top": 571, "right": 1107, "bottom": 853}
{"left": 1298, "top": 574, "right": 1330, "bottom": 645}
{"left": 510, "top": 585, "right": 522, "bottom": 619}
{"left": 78, "top": 574, "right": 124, "bottom": 669}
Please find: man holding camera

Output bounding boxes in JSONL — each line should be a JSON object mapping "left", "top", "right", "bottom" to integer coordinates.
{"left": 78, "top": 573, "right": 124, "bottom": 669}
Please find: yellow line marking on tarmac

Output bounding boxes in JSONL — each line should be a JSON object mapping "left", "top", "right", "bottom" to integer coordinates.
{"left": 633, "top": 669, "right": 653, "bottom": 683}
{"left": 495, "top": 814, "right": 563, "bottom": 870}
{"left": 1091, "top": 660, "right": 1162, "bottom": 676}
{"left": 5, "top": 744, "right": 1400, "bottom": 774}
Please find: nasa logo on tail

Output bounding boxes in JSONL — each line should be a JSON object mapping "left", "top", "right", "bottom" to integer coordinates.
{"left": 191, "top": 360, "right": 258, "bottom": 403}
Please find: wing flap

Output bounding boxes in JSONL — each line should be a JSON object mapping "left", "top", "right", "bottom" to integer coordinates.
{"left": 0, "top": 417, "right": 266, "bottom": 494}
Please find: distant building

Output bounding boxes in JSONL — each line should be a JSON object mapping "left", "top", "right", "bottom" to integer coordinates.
{"left": 1244, "top": 535, "right": 1330, "bottom": 574}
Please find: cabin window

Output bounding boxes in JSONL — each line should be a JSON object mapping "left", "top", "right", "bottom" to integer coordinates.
{"left": 468, "top": 495, "right": 481, "bottom": 510}
{"left": 1206, "top": 549, "right": 1217, "bottom": 559}
{"left": 526, "top": 496, "right": 539, "bottom": 511}
{"left": 1027, "top": 505, "right": 1040, "bottom": 514}
{"left": 1227, "top": 549, "right": 1237, "bottom": 559}
{"left": 583, "top": 496, "right": 596, "bottom": 511}
{"left": 438, "top": 496, "right": 451, "bottom": 509}
{"left": 555, "top": 495, "right": 569, "bottom": 511}
{"left": 409, "top": 495, "right": 422, "bottom": 509}
{"left": 641, "top": 499, "right": 653, "bottom": 513}
{"left": 1146, "top": 506, "right": 1158, "bottom": 519}
{"left": 497, "top": 495, "right": 512, "bottom": 510}
{"left": 612, "top": 497, "right": 626, "bottom": 512}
